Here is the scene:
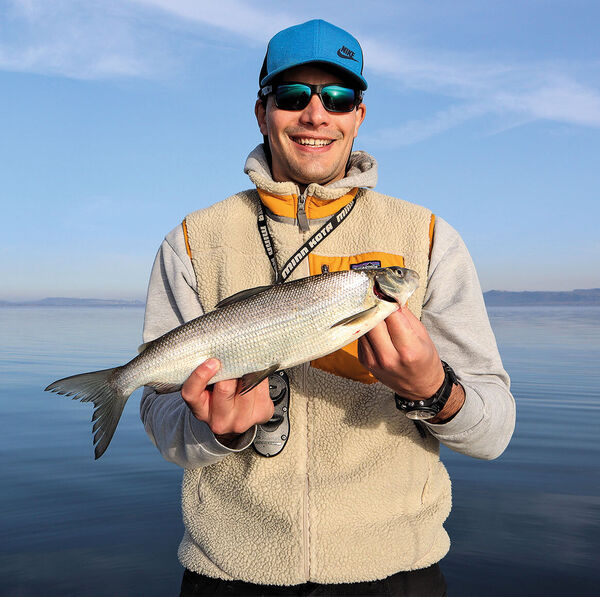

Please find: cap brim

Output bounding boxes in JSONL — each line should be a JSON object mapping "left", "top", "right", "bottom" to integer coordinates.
{"left": 261, "top": 59, "right": 367, "bottom": 91}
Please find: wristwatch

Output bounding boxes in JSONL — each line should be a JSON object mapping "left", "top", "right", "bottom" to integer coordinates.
{"left": 394, "top": 361, "right": 459, "bottom": 421}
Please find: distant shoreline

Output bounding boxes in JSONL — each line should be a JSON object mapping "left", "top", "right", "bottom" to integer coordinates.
{"left": 483, "top": 289, "right": 600, "bottom": 307}
{"left": 1, "top": 289, "right": 599, "bottom": 308}
{"left": 0, "top": 298, "right": 145, "bottom": 308}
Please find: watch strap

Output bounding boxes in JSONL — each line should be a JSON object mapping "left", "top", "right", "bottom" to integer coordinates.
{"left": 394, "top": 361, "right": 458, "bottom": 418}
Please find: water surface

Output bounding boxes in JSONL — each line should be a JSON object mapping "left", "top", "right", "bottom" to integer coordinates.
{"left": 1, "top": 306, "right": 598, "bottom": 595}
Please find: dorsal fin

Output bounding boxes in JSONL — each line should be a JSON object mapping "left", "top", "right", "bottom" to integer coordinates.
{"left": 137, "top": 341, "right": 151, "bottom": 354}
{"left": 215, "top": 284, "right": 274, "bottom": 309}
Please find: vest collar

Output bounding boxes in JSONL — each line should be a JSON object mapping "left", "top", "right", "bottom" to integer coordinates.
{"left": 244, "top": 144, "right": 378, "bottom": 229}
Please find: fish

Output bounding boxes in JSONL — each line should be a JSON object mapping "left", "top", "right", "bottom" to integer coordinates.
{"left": 45, "top": 266, "right": 419, "bottom": 459}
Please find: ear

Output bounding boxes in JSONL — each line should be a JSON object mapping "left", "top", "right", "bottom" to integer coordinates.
{"left": 255, "top": 99, "right": 268, "bottom": 135}
{"left": 352, "top": 102, "right": 366, "bottom": 139}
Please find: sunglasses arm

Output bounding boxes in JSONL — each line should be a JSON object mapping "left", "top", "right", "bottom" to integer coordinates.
{"left": 259, "top": 85, "right": 273, "bottom": 98}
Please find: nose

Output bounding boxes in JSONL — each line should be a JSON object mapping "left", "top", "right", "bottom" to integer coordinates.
{"left": 298, "top": 93, "right": 330, "bottom": 127}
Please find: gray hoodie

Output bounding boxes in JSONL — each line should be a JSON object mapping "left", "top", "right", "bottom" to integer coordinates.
{"left": 141, "top": 147, "right": 514, "bottom": 466}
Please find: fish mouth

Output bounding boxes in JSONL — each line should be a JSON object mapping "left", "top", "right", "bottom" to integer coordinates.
{"left": 372, "top": 267, "right": 419, "bottom": 305}
{"left": 373, "top": 279, "right": 397, "bottom": 303}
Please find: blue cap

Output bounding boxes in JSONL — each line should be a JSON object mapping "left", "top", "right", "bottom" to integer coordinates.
{"left": 260, "top": 20, "right": 367, "bottom": 91}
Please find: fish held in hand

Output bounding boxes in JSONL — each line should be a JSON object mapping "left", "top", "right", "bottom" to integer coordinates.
{"left": 45, "top": 267, "right": 419, "bottom": 459}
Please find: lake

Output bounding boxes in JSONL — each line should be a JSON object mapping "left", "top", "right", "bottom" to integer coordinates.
{"left": 1, "top": 306, "right": 598, "bottom": 596}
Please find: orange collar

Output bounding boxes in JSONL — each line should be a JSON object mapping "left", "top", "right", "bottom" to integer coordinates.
{"left": 257, "top": 187, "right": 358, "bottom": 221}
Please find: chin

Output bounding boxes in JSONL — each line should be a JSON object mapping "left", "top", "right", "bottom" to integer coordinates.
{"left": 293, "top": 164, "right": 341, "bottom": 186}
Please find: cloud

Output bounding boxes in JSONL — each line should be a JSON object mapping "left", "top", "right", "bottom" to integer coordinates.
{"left": 0, "top": 0, "right": 295, "bottom": 80}
{"left": 2, "top": 0, "right": 599, "bottom": 142}
{"left": 361, "top": 37, "right": 600, "bottom": 144}
{"left": 126, "top": 0, "right": 293, "bottom": 42}
{"left": 364, "top": 102, "right": 491, "bottom": 146}
{"left": 496, "top": 76, "right": 600, "bottom": 127}
{"left": 0, "top": 0, "right": 170, "bottom": 79}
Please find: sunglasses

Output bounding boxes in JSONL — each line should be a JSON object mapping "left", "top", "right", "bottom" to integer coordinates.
{"left": 260, "top": 82, "right": 361, "bottom": 113}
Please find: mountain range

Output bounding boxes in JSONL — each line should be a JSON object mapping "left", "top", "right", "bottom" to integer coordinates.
{"left": 0, "top": 297, "right": 145, "bottom": 307}
{"left": 482, "top": 288, "right": 600, "bottom": 306}
{"left": 2, "top": 289, "right": 599, "bottom": 307}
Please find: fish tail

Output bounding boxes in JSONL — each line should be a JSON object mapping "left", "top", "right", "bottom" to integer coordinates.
{"left": 45, "top": 367, "right": 131, "bottom": 459}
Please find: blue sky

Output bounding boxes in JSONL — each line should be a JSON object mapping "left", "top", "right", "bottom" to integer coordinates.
{"left": 1, "top": 0, "right": 598, "bottom": 299}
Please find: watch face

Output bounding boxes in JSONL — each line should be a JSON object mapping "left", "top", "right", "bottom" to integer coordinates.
{"left": 405, "top": 409, "right": 437, "bottom": 421}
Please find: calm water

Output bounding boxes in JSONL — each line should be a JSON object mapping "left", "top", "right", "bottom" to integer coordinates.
{"left": 1, "top": 306, "right": 598, "bottom": 596}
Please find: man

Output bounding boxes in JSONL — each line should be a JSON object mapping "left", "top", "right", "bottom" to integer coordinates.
{"left": 141, "top": 19, "right": 515, "bottom": 597}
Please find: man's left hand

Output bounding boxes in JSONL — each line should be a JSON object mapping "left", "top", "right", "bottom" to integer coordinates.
{"left": 357, "top": 306, "right": 445, "bottom": 401}
{"left": 358, "top": 306, "right": 466, "bottom": 422}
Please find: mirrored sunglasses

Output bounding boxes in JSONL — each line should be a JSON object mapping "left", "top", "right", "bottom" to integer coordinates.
{"left": 260, "top": 83, "right": 361, "bottom": 113}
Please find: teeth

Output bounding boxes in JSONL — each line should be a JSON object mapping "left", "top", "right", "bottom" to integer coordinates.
{"left": 294, "top": 138, "right": 333, "bottom": 147}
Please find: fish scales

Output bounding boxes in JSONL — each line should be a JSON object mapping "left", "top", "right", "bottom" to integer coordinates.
{"left": 128, "top": 270, "right": 375, "bottom": 388}
{"left": 45, "top": 267, "right": 419, "bottom": 458}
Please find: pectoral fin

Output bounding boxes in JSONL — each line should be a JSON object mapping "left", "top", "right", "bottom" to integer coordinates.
{"left": 240, "top": 365, "right": 280, "bottom": 395}
{"left": 331, "top": 305, "right": 378, "bottom": 328}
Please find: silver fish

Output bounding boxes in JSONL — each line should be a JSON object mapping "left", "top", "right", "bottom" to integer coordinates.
{"left": 45, "top": 266, "right": 419, "bottom": 459}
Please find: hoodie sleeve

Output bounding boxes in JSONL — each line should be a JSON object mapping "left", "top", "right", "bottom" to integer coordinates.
{"left": 139, "top": 224, "right": 256, "bottom": 468}
{"left": 420, "top": 217, "right": 516, "bottom": 460}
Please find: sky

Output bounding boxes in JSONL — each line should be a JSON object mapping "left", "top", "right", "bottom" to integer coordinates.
{"left": 1, "top": 0, "right": 599, "bottom": 299}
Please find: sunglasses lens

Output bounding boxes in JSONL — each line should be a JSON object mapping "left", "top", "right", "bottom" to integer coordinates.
{"left": 275, "top": 84, "right": 312, "bottom": 110}
{"left": 321, "top": 86, "right": 357, "bottom": 112}
{"left": 273, "top": 84, "right": 357, "bottom": 112}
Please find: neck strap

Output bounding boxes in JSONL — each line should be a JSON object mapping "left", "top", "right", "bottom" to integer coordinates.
{"left": 256, "top": 197, "right": 356, "bottom": 283}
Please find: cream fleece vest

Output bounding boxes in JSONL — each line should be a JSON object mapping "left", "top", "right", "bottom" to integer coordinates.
{"left": 179, "top": 188, "right": 451, "bottom": 585}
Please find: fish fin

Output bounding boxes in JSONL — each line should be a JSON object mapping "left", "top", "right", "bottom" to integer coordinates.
{"left": 239, "top": 365, "right": 280, "bottom": 395}
{"left": 147, "top": 381, "right": 182, "bottom": 394}
{"left": 45, "top": 367, "right": 131, "bottom": 459}
{"left": 215, "top": 285, "right": 273, "bottom": 309}
{"left": 137, "top": 341, "right": 151, "bottom": 354}
{"left": 331, "top": 305, "right": 378, "bottom": 328}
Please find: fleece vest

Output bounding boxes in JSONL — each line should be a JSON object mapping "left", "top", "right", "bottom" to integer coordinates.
{"left": 178, "top": 187, "right": 451, "bottom": 585}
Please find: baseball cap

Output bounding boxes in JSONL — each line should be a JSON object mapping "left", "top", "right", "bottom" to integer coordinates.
{"left": 260, "top": 19, "right": 367, "bottom": 91}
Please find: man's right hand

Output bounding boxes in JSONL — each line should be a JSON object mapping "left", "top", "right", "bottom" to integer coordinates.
{"left": 181, "top": 358, "right": 274, "bottom": 439}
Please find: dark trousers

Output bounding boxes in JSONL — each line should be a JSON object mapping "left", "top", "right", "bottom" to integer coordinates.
{"left": 180, "top": 564, "right": 446, "bottom": 596}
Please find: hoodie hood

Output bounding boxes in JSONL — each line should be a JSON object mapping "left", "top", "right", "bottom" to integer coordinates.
{"left": 244, "top": 144, "right": 378, "bottom": 200}
{"left": 243, "top": 145, "right": 378, "bottom": 230}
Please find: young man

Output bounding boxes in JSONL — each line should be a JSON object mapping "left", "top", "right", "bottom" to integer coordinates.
{"left": 142, "top": 20, "right": 515, "bottom": 597}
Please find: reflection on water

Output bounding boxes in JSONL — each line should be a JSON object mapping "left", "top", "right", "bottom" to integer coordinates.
{"left": 1, "top": 306, "right": 599, "bottom": 596}
{"left": 442, "top": 306, "right": 600, "bottom": 595}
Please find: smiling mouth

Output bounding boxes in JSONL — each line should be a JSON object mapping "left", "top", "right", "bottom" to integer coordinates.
{"left": 291, "top": 137, "right": 334, "bottom": 147}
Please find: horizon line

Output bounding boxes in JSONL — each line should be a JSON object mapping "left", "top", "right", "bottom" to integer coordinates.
{"left": 2, "top": 287, "right": 600, "bottom": 305}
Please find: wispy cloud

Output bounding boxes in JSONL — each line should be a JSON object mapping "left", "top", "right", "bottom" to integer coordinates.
{"left": 0, "top": 0, "right": 172, "bottom": 79}
{"left": 495, "top": 76, "right": 600, "bottom": 127}
{"left": 366, "top": 102, "right": 491, "bottom": 146}
{"left": 2, "top": 0, "right": 599, "bottom": 143}
{"left": 127, "top": 0, "right": 293, "bottom": 42}
{"left": 0, "top": 0, "right": 294, "bottom": 79}
{"left": 362, "top": 38, "right": 600, "bottom": 144}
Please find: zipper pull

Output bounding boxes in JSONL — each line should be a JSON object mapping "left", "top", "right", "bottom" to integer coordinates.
{"left": 297, "top": 189, "right": 310, "bottom": 232}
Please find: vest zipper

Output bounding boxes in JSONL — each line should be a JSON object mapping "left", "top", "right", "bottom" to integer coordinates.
{"left": 302, "top": 274, "right": 311, "bottom": 580}
{"left": 297, "top": 189, "right": 310, "bottom": 232}
{"left": 303, "top": 360, "right": 310, "bottom": 581}
{"left": 303, "top": 470, "right": 310, "bottom": 580}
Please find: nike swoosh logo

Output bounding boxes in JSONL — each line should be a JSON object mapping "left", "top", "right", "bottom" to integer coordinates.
{"left": 337, "top": 49, "right": 358, "bottom": 61}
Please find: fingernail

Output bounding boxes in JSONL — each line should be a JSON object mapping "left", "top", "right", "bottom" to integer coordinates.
{"left": 205, "top": 358, "right": 221, "bottom": 373}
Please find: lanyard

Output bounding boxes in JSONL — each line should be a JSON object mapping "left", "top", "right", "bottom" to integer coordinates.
{"left": 257, "top": 196, "right": 356, "bottom": 283}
